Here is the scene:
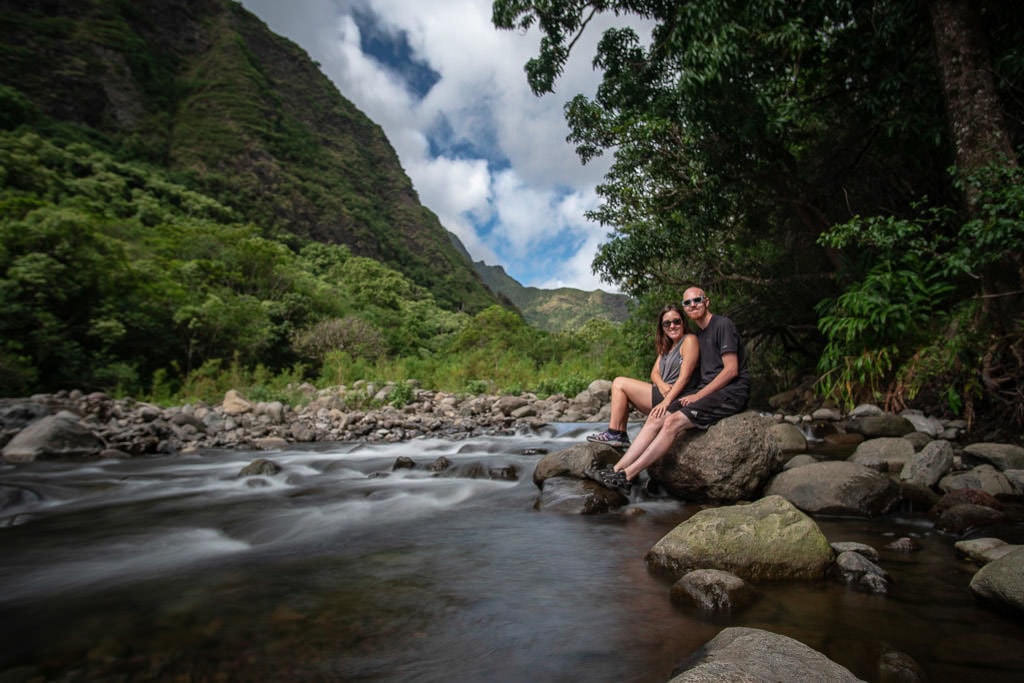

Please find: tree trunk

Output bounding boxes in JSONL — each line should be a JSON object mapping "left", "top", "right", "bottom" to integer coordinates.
{"left": 928, "top": 0, "right": 1017, "bottom": 207}
{"left": 929, "top": 0, "right": 1022, "bottom": 427}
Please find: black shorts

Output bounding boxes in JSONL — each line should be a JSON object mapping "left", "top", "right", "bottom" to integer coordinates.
{"left": 651, "top": 386, "right": 664, "bottom": 406}
{"left": 667, "top": 382, "right": 749, "bottom": 429}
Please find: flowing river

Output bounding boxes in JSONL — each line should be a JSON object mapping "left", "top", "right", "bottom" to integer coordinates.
{"left": 2, "top": 424, "right": 1023, "bottom": 682}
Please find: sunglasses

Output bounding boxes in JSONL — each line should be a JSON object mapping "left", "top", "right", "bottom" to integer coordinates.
{"left": 682, "top": 296, "right": 706, "bottom": 308}
{"left": 661, "top": 318, "right": 684, "bottom": 329}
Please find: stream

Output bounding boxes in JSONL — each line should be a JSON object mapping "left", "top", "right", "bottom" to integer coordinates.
{"left": 1, "top": 424, "right": 1023, "bottom": 682}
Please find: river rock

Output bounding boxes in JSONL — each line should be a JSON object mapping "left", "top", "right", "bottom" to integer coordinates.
{"left": 932, "top": 487, "right": 1004, "bottom": 514}
{"left": 239, "top": 458, "right": 282, "bottom": 477}
{"left": 962, "top": 442, "right": 1024, "bottom": 471}
{"left": 934, "top": 503, "right": 1006, "bottom": 535}
{"left": 850, "top": 404, "right": 883, "bottom": 417}
{"left": 830, "top": 541, "right": 880, "bottom": 562}
{"left": 222, "top": 389, "right": 253, "bottom": 415}
{"left": 647, "top": 412, "right": 781, "bottom": 503}
{"left": 586, "top": 379, "right": 612, "bottom": 403}
{"left": 884, "top": 536, "right": 921, "bottom": 552}
{"left": 1005, "top": 469, "right": 1024, "bottom": 495}
{"left": 532, "top": 442, "right": 620, "bottom": 487}
{"left": 938, "top": 465, "right": 1015, "bottom": 497}
{"left": 899, "top": 410, "right": 943, "bottom": 437}
{"left": 764, "top": 460, "right": 901, "bottom": 516}
{"left": 969, "top": 547, "right": 1024, "bottom": 615}
{"left": 670, "top": 569, "right": 754, "bottom": 612}
{"left": 0, "top": 400, "right": 50, "bottom": 431}
{"left": 955, "top": 538, "right": 1019, "bottom": 565}
{"left": 1, "top": 412, "right": 105, "bottom": 463}
{"left": 770, "top": 422, "right": 807, "bottom": 454}
{"left": 645, "top": 495, "right": 833, "bottom": 581}
{"left": 833, "top": 550, "right": 890, "bottom": 593}
{"left": 902, "top": 430, "right": 932, "bottom": 451}
{"left": 669, "top": 627, "right": 865, "bottom": 682}
{"left": 811, "top": 407, "right": 843, "bottom": 421}
{"left": 900, "top": 440, "right": 954, "bottom": 488}
{"left": 493, "top": 395, "right": 529, "bottom": 416}
{"left": 532, "top": 475, "right": 627, "bottom": 514}
{"left": 783, "top": 454, "right": 817, "bottom": 470}
{"left": 876, "top": 646, "right": 927, "bottom": 683}
{"left": 849, "top": 437, "right": 915, "bottom": 472}
{"left": 847, "top": 414, "right": 915, "bottom": 438}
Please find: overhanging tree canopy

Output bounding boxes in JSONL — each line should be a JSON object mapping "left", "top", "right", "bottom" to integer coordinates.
{"left": 494, "top": 0, "right": 1023, "bottom": 427}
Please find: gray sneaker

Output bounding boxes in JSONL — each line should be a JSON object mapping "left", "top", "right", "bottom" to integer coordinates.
{"left": 599, "top": 468, "right": 632, "bottom": 495}
{"left": 586, "top": 430, "right": 631, "bottom": 449}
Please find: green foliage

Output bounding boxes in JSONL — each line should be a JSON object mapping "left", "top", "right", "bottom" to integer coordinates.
{"left": 816, "top": 161, "right": 1024, "bottom": 416}
{"left": 292, "top": 316, "right": 387, "bottom": 363}
{"left": 0, "top": 2, "right": 691, "bottom": 411}
{"left": 495, "top": 0, "right": 1024, "bottom": 424}
{"left": 388, "top": 381, "right": 416, "bottom": 408}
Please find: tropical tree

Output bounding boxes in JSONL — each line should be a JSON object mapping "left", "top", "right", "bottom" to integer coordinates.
{"left": 493, "top": 0, "right": 1023, "bottom": 425}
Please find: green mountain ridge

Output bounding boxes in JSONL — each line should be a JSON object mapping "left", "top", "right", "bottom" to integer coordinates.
{"left": 472, "top": 260, "right": 630, "bottom": 332}
{"left": 0, "top": 0, "right": 495, "bottom": 312}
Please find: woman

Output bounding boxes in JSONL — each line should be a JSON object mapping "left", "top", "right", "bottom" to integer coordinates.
{"left": 586, "top": 304, "right": 699, "bottom": 449}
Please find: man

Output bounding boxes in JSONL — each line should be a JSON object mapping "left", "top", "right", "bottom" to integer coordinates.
{"left": 591, "top": 286, "right": 750, "bottom": 494}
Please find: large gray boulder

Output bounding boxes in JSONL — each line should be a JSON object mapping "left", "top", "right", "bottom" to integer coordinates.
{"left": 532, "top": 442, "right": 620, "bottom": 487}
{"left": 670, "top": 569, "right": 754, "bottom": 612}
{"left": 669, "top": 627, "right": 865, "bottom": 682}
{"left": 970, "top": 546, "right": 1024, "bottom": 615}
{"left": 533, "top": 475, "right": 627, "bottom": 514}
{"left": 648, "top": 412, "right": 781, "bottom": 503}
{"left": 770, "top": 422, "right": 807, "bottom": 454}
{"left": 962, "top": 442, "right": 1024, "bottom": 471}
{"left": 956, "top": 538, "right": 1019, "bottom": 565}
{"left": 900, "top": 439, "right": 955, "bottom": 488}
{"left": 645, "top": 495, "right": 834, "bottom": 581}
{"left": 764, "top": 460, "right": 901, "bottom": 516}
{"left": 2, "top": 412, "right": 105, "bottom": 463}
{"left": 938, "top": 464, "right": 1016, "bottom": 497}
{"left": 849, "top": 437, "right": 915, "bottom": 473}
{"left": 846, "top": 413, "right": 915, "bottom": 438}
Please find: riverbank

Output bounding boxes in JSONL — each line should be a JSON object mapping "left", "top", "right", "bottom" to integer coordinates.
{"left": 0, "top": 379, "right": 1018, "bottom": 460}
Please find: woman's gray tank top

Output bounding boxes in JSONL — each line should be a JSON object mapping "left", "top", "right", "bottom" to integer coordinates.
{"left": 658, "top": 339, "right": 683, "bottom": 385}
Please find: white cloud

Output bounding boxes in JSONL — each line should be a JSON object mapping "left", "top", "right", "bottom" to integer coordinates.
{"left": 240, "top": 0, "right": 651, "bottom": 291}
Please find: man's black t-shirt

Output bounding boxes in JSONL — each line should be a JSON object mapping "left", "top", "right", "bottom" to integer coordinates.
{"left": 696, "top": 314, "right": 749, "bottom": 390}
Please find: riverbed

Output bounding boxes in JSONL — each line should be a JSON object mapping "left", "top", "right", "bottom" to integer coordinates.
{"left": 1, "top": 424, "right": 1022, "bottom": 682}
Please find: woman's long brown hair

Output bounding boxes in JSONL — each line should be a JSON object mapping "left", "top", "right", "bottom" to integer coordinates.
{"left": 654, "top": 304, "right": 686, "bottom": 356}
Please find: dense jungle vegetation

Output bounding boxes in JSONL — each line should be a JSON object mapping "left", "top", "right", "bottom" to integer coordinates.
{"left": 495, "top": 0, "right": 1024, "bottom": 431}
{"left": 0, "top": 123, "right": 642, "bottom": 404}
{"left": 0, "top": 0, "right": 643, "bottom": 406}
{"left": 1, "top": 0, "right": 1022, "bottom": 434}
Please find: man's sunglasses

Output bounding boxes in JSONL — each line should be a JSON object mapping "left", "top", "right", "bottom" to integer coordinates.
{"left": 682, "top": 296, "right": 706, "bottom": 308}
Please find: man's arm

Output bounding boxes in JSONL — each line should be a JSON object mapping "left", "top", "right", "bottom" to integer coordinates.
{"left": 677, "top": 352, "right": 737, "bottom": 406}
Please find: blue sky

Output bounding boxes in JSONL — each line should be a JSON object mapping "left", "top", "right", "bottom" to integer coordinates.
{"left": 238, "top": 0, "right": 652, "bottom": 292}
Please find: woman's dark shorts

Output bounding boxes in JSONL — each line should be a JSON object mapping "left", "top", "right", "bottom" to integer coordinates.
{"left": 651, "top": 386, "right": 664, "bottom": 406}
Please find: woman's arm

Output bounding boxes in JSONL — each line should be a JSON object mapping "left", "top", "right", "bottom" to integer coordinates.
{"left": 650, "top": 335, "right": 699, "bottom": 418}
{"left": 649, "top": 358, "right": 670, "bottom": 395}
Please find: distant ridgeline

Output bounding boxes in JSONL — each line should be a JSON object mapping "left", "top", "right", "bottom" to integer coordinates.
{"left": 0, "top": 0, "right": 498, "bottom": 312}
{"left": 472, "top": 261, "right": 630, "bottom": 332}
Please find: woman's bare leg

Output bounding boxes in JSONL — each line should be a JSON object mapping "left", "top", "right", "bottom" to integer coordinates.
{"left": 611, "top": 412, "right": 665, "bottom": 471}
{"left": 622, "top": 411, "right": 694, "bottom": 480}
{"left": 607, "top": 376, "right": 654, "bottom": 431}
